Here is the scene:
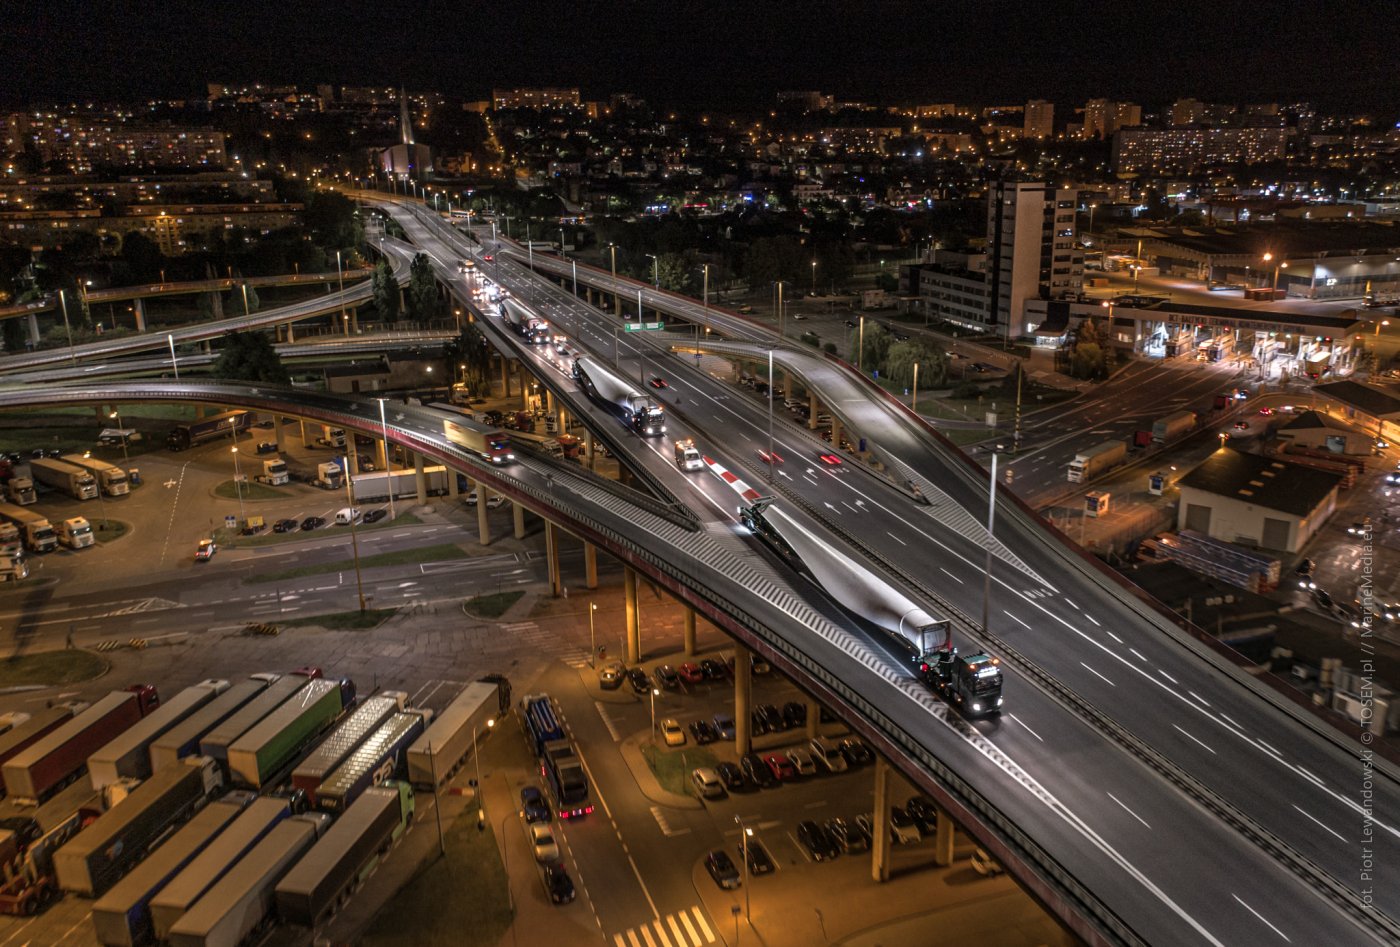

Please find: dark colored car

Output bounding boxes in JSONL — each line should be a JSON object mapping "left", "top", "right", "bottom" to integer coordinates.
{"left": 689, "top": 720, "right": 718, "bottom": 745}
{"left": 363, "top": 508, "right": 386, "bottom": 524}
{"left": 713, "top": 712, "right": 737, "bottom": 741}
{"left": 905, "top": 796, "right": 939, "bottom": 833}
{"left": 627, "top": 668, "right": 651, "bottom": 695}
{"left": 756, "top": 703, "right": 784, "bottom": 732}
{"left": 840, "top": 738, "right": 874, "bottom": 767}
{"left": 700, "top": 658, "right": 729, "bottom": 680}
{"left": 705, "top": 850, "right": 742, "bottom": 889}
{"left": 797, "top": 820, "right": 840, "bottom": 861}
{"left": 520, "top": 786, "right": 551, "bottom": 824}
{"left": 300, "top": 516, "right": 325, "bottom": 531}
{"left": 740, "top": 840, "right": 776, "bottom": 875}
{"left": 272, "top": 518, "right": 298, "bottom": 533}
{"left": 826, "top": 817, "right": 869, "bottom": 854}
{"left": 741, "top": 753, "right": 779, "bottom": 789}
{"left": 782, "top": 701, "right": 807, "bottom": 730}
{"left": 544, "top": 863, "right": 575, "bottom": 904}
{"left": 649, "top": 376, "right": 669, "bottom": 389}
{"left": 716, "top": 762, "right": 748, "bottom": 792}
{"left": 749, "top": 709, "right": 770, "bottom": 737}
{"left": 654, "top": 665, "right": 681, "bottom": 690}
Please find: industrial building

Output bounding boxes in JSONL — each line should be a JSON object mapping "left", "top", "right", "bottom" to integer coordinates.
{"left": 1175, "top": 448, "right": 1342, "bottom": 554}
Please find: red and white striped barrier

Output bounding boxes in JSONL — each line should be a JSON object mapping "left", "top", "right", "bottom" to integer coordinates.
{"left": 703, "top": 455, "right": 763, "bottom": 502}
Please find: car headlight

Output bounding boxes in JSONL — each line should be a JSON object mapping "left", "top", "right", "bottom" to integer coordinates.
{"left": 971, "top": 702, "right": 981, "bottom": 712}
{"left": 997, "top": 697, "right": 1004, "bottom": 706}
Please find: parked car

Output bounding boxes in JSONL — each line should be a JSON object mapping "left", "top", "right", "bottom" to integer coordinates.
{"left": 705, "top": 850, "right": 742, "bottom": 889}
{"left": 627, "top": 668, "right": 652, "bottom": 695}
{"left": 362, "top": 508, "right": 386, "bottom": 523}
{"left": 466, "top": 491, "right": 506, "bottom": 509}
{"left": 530, "top": 823, "right": 559, "bottom": 862}
{"left": 797, "top": 820, "right": 840, "bottom": 861}
{"left": 971, "top": 847, "right": 1005, "bottom": 877}
{"left": 194, "top": 538, "right": 217, "bottom": 562}
{"left": 741, "top": 753, "right": 779, "bottom": 789}
{"left": 905, "top": 795, "right": 939, "bottom": 833}
{"left": 826, "top": 817, "right": 869, "bottom": 854}
{"left": 713, "top": 712, "right": 737, "bottom": 741}
{"left": 272, "top": 518, "right": 298, "bottom": 533}
{"left": 677, "top": 662, "right": 706, "bottom": 684}
{"left": 689, "top": 720, "right": 718, "bottom": 745}
{"left": 840, "top": 738, "right": 874, "bottom": 766}
{"left": 716, "top": 762, "right": 748, "bottom": 792}
{"left": 300, "top": 516, "right": 325, "bottom": 531}
{"left": 700, "top": 658, "right": 729, "bottom": 680}
{"left": 660, "top": 719, "right": 686, "bottom": 747}
{"left": 598, "top": 660, "right": 625, "bottom": 690}
{"left": 691, "top": 767, "right": 726, "bottom": 800}
{"left": 781, "top": 701, "right": 807, "bottom": 729}
{"left": 756, "top": 703, "right": 784, "bottom": 732}
{"left": 810, "top": 737, "right": 849, "bottom": 773}
{"left": 519, "top": 786, "right": 551, "bottom": 824}
{"left": 739, "top": 840, "right": 775, "bottom": 875}
{"left": 654, "top": 665, "right": 681, "bottom": 690}
{"left": 763, "top": 753, "right": 798, "bottom": 782}
{"left": 890, "top": 806, "right": 922, "bottom": 844}
{"left": 749, "top": 709, "right": 770, "bottom": 737}
{"left": 786, "top": 747, "right": 818, "bottom": 777}
{"left": 544, "top": 863, "right": 576, "bottom": 904}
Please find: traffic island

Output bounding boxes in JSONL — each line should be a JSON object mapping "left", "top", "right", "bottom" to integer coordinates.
{"left": 275, "top": 608, "right": 399, "bottom": 632}
{"left": 625, "top": 734, "right": 708, "bottom": 808}
{"left": 463, "top": 590, "right": 525, "bottom": 619}
{"left": 91, "top": 519, "right": 130, "bottom": 544}
{"left": 0, "top": 650, "right": 109, "bottom": 689}
{"left": 212, "top": 479, "right": 286, "bottom": 500}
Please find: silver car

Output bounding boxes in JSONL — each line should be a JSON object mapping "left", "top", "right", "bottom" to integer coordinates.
{"left": 691, "top": 767, "right": 726, "bottom": 800}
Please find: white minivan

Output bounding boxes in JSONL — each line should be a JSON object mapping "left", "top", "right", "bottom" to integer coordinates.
{"left": 334, "top": 507, "right": 363, "bottom": 526}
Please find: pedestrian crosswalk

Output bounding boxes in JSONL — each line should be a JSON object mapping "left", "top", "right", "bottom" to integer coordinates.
{"left": 502, "top": 621, "right": 591, "bottom": 668}
{"left": 612, "top": 906, "right": 715, "bottom": 947}
{"left": 648, "top": 805, "right": 690, "bottom": 838}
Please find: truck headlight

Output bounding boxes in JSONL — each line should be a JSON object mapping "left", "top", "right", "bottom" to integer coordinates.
{"left": 997, "top": 697, "right": 1003, "bottom": 706}
{"left": 971, "top": 702, "right": 981, "bottom": 712}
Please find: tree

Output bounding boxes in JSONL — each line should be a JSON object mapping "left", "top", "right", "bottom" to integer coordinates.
{"left": 858, "top": 322, "right": 892, "bottom": 373}
{"left": 743, "top": 236, "right": 804, "bottom": 287}
{"left": 1068, "top": 317, "right": 1111, "bottom": 381}
{"left": 303, "top": 191, "right": 362, "bottom": 250}
{"left": 407, "top": 253, "right": 442, "bottom": 322}
{"left": 886, "top": 338, "right": 949, "bottom": 388}
{"left": 118, "top": 232, "right": 164, "bottom": 284}
{"left": 654, "top": 252, "right": 694, "bottom": 293}
{"left": 371, "top": 260, "right": 400, "bottom": 322}
{"left": 0, "top": 316, "right": 25, "bottom": 354}
{"left": 227, "top": 283, "right": 260, "bottom": 314}
{"left": 210, "top": 331, "right": 289, "bottom": 384}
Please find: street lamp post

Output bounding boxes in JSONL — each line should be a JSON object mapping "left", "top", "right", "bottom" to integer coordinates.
{"left": 57, "top": 289, "right": 77, "bottom": 367}
{"left": 811, "top": 259, "right": 817, "bottom": 295}
{"left": 83, "top": 451, "right": 109, "bottom": 531}
{"left": 912, "top": 362, "right": 920, "bottom": 413}
{"left": 701, "top": 264, "right": 711, "bottom": 310}
{"left": 230, "top": 445, "right": 246, "bottom": 529}
{"left": 589, "top": 602, "right": 598, "bottom": 667}
{"left": 473, "top": 718, "right": 496, "bottom": 829}
{"left": 168, "top": 333, "right": 179, "bottom": 379}
{"left": 376, "top": 398, "right": 396, "bottom": 522}
{"left": 735, "top": 816, "right": 753, "bottom": 921}
{"left": 649, "top": 688, "right": 659, "bottom": 743}
{"left": 342, "top": 456, "right": 367, "bottom": 613}
{"left": 980, "top": 446, "right": 1003, "bottom": 636}
{"left": 767, "top": 349, "right": 775, "bottom": 482}
{"left": 108, "top": 410, "right": 130, "bottom": 464}
{"left": 609, "top": 244, "right": 620, "bottom": 316}
{"left": 336, "top": 250, "right": 347, "bottom": 335}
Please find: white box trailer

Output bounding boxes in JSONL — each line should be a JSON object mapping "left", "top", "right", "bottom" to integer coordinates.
{"left": 150, "top": 677, "right": 273, "bottom": 771}
{"left": 406, "top": 680, "right": 504, "bottom": 788}
{"left": 89, "top": 680, "right": 228, "bottom": 788}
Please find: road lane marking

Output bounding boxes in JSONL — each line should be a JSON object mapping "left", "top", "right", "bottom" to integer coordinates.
{"left": 886, "top": 531, "right": 907, "bottom": 545}
{"left": 1003, "top": 610, "right": 1030, "bottom": 629}
{"left": 1292, "top": 804, "right": 1346, "bottom": 842}
{"left": 1007, "top": 713, "right": 1043, "bottom": 742}
{"left": 1084, "top": 613, "right": 1100, "bottom": 627}
{"left": 1188, "top": 691, "right": 1210, "bottom": 708}
{"left": 1080, "top": 662, "right": 1115, "bottom": 686}
{"left": 1107, "top": 792, "right": 1151, "bottom": 829}
{"left": 1232, "top": 894, "right": 1291, "bottom": 942}
{"left": 1158, "top": 669, "right": 1179, "bottom": 684}
{"left": 1105, "top": 630, "right": 1122, "bottom": 643}
{"left": 1173, "top": 724, "right": 1215, "bottom": 754}
{"left": 1129, "top": 648, "right": 1147, "bottom": 661}
{"left": 939, "top": 568, "right": 964, "bottom": 584}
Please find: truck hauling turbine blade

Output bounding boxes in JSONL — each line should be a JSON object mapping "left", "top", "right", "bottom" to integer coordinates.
{"left": 571, "top": 357, "right": 666, "bottom": 437}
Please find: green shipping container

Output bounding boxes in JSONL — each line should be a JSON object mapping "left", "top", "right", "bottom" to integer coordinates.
{"left": 225, "top": 680, "right": 347, "bottom": 789}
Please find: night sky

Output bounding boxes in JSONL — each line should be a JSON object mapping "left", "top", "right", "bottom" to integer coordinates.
{"left": 5, "top": 0, "right": 1395, "bottom": 114}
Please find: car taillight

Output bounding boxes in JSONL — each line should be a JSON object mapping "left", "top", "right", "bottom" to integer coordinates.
{"left": 559, "top": 811, "right": 571, "bottom": 820}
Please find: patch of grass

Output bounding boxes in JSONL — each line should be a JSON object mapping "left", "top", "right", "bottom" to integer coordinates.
{"left": 937, "top": 428, "right": 993, "bottom": 447}
{"left": 278, "top": 607, "right": 398, "bottom": 630}
{"left": 214, "top": 479, "right": 286, "bottom": 500}
{"left": 0, "top": 650, "right": 109, "bottom": 687}
{"left": 464, "top": 590, "right": 525, "bottom": 619}
{"left": 361, "top": 799, "right": 512, "bottom": 947}
{"left": 247, "top": 542, "right": 468, "bottom": 583}
{"left": 641, "top": 744, "right": 718, "bottom": 797}
{"left": 217, "top": 512, "right": 423, "bottom": 547}
{"left": 92, "top": 519, "right": 129, "bottom": 543}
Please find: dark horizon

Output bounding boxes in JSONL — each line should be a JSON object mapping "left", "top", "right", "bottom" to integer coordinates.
{"left": 4, "top": 0, "right": 1396, "bottom": 116}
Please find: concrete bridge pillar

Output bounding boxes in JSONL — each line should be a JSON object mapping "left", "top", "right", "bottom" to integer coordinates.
{"left": 501, "top": 357, "right": 512, "bottom": 398}
{"left": 26, "top": 312, "right": 40, "bottom": 347}
{"left": 555, "top": 404, "right": 567, "bottom": 437}
{"left": 300, "top": 419, "right": 312, "bottom": 448}
{"left": 585, "top": 431, "right": 596, "bottom": 471}
{"left": 132, "top": 298, "right": 147, "bottom": 332}
{"left": 512, "top": 501, "right": 526, "bottom": 539}
{"left": 584, "top": 541, "right": 597, "bottom": 589}
{"left": 782, "top": 369, "right": 792, "bottom": 399}
{"left": 734, "top": 643, "right": 752, "bottom": 756}
{"left": 545, "top": 388, "right": 555, "bottom": 415}
{"left": 830, "top": 416, "right": 843, "bottom": 449}
{"left": 809, "top": 393, "right": 820, "bottom": 430}
{"left": 871, "top": 757, "right": 891, "bottom": 882}
{"left": 476, "top": 486, "right": 492, "bottom": 546}
{"left": 683, "top": 606, "right": 697, "bottom": 657}
{"left": 545, "top": 520, "right": 562, "bottom": 597}
{"left": 196, "top": 405, "right": 207, "bottom": 420}
{"left": 413, "top": 451, "right": 426, "bottom": 505}
{"left": 350, "top": 307, "right": 359, "bottom": 333}
{"left": 374, "top": 436, "right": 387, "bottom": 470}
{"left": 209, "top": 291, "right": 224, "bottom": 319}
{"left": 285, "top": 320, "right": 295, "bottom": 343}
{"left": 805, "top": 696, "right": 822, "bottom": 740}
{"left": 933, "top": 806, "right": 955, "bottom": 867}
{"left": 624, "top": 566, "right": 640, "bottom": 664}
{"left": 346, "top": 438, "right": 359, "bottom": 479}
{"left": 520, "top": 374, "right": 531, "bottom": 411}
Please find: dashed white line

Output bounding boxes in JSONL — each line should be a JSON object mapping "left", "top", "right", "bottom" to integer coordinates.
{"left": 1084, "top": 614, "right": 1101, "bottom": 627}
{"left": 1003, "top": 610, "right": 1030, "bottom": 629}
{"left": 1107, "top": 792, "right": 1151, "bottom": 829}
{"left": 1158, "top": 669, "right": 1179, "bottom": 685}
{"left": 1232, "top": 894, "right": 1291, "bottom": 942}
{"left": 1173, "top": 724, "right": 1216, "bottom": 754}
{"left": 1007, "top": 713, "right": 1043, "bottom": 742}
{"left": 1291, "top": 804, "right": 1346, "bottom": 842}
{"left": 886, "top": 531, "right": 907, "bottom": 546}
{"left": 1105, "top": 630, "right": 1123, "bottom": 643}
{"left": 1080, "top": 662, "right": 1115, "bottom": 687}
{"left": 1188, "top": 691, "right": 1211, "bottom": 708}
{"left": 1065, "top": 598, "right": 1079, "bottom": 610}
{"left": 939, "top": 568, "right": 964, "bottom": 584}
{"left": 1129, "top": 648, "right": 1147, "bottom": 661}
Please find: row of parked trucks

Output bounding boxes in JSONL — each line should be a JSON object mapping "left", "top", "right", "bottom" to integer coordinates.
{"left": 1065, "top": 410, "right": 1201, "bottom": 484}
{"left": 0, "top": 671, "right": 511, "bottom": 946}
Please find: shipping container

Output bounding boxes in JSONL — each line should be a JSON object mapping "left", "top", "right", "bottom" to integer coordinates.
{"left": 291, "top": 693, "right": 404, "bottom": 806}
{"left": 148, "top": 797, "right": 292, "bottom": 941}
{"left": 166, "top": 814, "right": 329, "bottom": 947}
{"left": 89, "top": 681, "right": 228, "bottom": 789}
{"left": 2, "top": 687, "right": 158, "bottom": 804}
{"left": 89, "top": 796, "right": 250, "bottom": 947}
{"left": 316, "top": 712, "right": 426, "bottom": 813}
{"left": 197, "top": 676, "right": 308, "bottom": 768}
{"left": 150, "top": 677, "right": 274, "bottom": 771}
{"left": 226, "top": 679, "right": 353, "bottom": 789}
{"left": 275, "top": 782, "right": 414, "bottom": 928}
{"left": 55, "top": 757, "right": 222, "bottom": 897}
{"left": 406, "top": 679, "right": 506, "bottom": 788}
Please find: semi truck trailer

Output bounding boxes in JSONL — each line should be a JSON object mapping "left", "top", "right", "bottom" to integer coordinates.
{"left": 166, "top": 411, "right": 250, "bottom": 451}
{"left": 1152, "top": 410, "right": 1197, "bottom": 445}
{"left": 4, "top": 468, "right": 36, "bottom": 505}
{"left": 350, "top": 467, "right": 451, "bottom": 502}
{"left": 54, "top": 756, "right": 222, "bottom": 897}
{"left": 28, "top": 457, "right": 99, "bottom": 501}
{"left": 316, "top": 711, "right": 427, "bottom": 812}
{"left": 291, "top": 693, "right": 404, "bottom": 806}
{"left": 225, "top": 678, "right": 354, "bottom": 789}
{"left": 407, "top": 678, "right": 509, "bottom": 789}
{"left": 166, "top": 813, "right": 330, "bottom": 947}
{"left": 2, "top": 686, "right": 159, "bottom": 804}
{"left": 0, "top": 707, "right": 77, "bottom": 785}
{"left": 1067, "top": 440, "right": 1127, "bottom": 483}
{"left": 442, "top": 419, "right": 516, "bottom": 465}
{"left": 197, "top": 674, "right": 310, "bottom": 771}
{"left": 572, "top": 356, "right": 666, "bottom": 436}
{"left": 55, "top": 517, "right": 94, "bottom": 549}
{"left": 88, "top": 680, "right": 228, "bottom": 788}
{"left": 89, "top": 796, "right": 250, "bottom": 947}
{"left": 274, "top": 782, "right": 414, "bottom": 929}
{"left": 150, "top": 676, "right": 275, "bottom": 771}
{"left": 254, "top": 458, "right": 288, "bottom": 486}
{"left": 61, "top": 454, "right": 130, "bottom": 496}
{"left": 0, "top": 502, "right": 58, "bottom": 553}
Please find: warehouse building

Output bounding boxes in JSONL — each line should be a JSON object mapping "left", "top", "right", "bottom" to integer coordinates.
{"left": 1176, "top": 448, "right": 1342, "bottom": 553}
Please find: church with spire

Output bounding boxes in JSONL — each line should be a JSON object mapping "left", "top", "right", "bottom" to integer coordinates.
{"left": 376, "top": 88, "right": 433, "bottom": 181}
